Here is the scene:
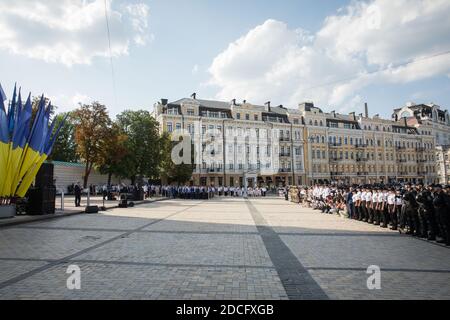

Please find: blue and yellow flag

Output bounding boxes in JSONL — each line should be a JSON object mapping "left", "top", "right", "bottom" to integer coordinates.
{"left": 0, "top": 83, "right": 9, "bottom": 195}
{"left": 0, "top": 83, "right": 66, "bottom": 199}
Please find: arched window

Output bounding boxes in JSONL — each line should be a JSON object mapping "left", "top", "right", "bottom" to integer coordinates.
{"left": 314, "top": 120, "right": 318, "bottom": 126}
{"left": 320, "top": 120, "right": 323, "bottom": 126}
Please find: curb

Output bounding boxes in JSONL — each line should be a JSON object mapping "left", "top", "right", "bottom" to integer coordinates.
{"left": 0, "top": 198, "right": 168, "bottom": 229}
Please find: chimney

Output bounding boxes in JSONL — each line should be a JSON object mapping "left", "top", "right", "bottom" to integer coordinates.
{"left": 231, "top": 99, "right": 236, "bottom": 105}
{"left": 161, "top": 98, "right": 168, "bottom": 105}
{"left": 349, "top": 112, "right": 356, "bottom": 121}
{"left": 190, "top": 93, "right": 197, "bottom": 99}
{"left": 364, "top": 103, "right": 369, "bottom": 118}
{"left": 403, "top": 117, "right": 407, "bottom": 127}
{"left": 331, "top": 110, "right": 336, "bottom": 118}
{"left": 264, "top": 101, "right": 271, "bottom": 112}
{"left": 243, "top": 99, "right": 247, "bottom": 104}
{"left": 278, "top": 104, "right": 284, "bottom": 109}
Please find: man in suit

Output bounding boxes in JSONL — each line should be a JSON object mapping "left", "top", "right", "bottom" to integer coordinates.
{"left": 74, "top": 182, "right": 82, "bottom": 207}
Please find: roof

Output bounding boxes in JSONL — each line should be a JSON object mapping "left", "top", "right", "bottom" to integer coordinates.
{"left": 169, "top": 98, "right": 231, "bottom": 110}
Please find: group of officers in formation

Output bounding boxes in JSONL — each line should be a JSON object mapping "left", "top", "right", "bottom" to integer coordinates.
{"left": 290, "top": 183, "right": 450, "bottom": 246}
{"left": 159, "top": 185, "right": 269, "bottom": 199}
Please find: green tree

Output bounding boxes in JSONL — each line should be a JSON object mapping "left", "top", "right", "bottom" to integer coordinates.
{"left": 98, "top": 123, "right": 129, "bottom": 186}
{"left": 73, "top": 102, "right": 112, "bottom": 188}
{"left": 159, "top": 132, "right": 194, "bottom": 185}
{"left": 48, "top": 112, "right": 79, "bottom": 163}
{"left": 116, "top": 110, "right": 161, "bottom": 185}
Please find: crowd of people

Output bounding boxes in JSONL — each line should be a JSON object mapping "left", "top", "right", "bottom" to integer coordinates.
{"left": 288, "top": 183, "right": 450, "bottom": 246}
{"left": 159, "top": 185, "right": 269, "bottom": 199}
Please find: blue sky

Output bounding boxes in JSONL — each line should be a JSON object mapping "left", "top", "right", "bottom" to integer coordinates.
{"left": 1, "top": 0, "right": 449, "bottom": 119}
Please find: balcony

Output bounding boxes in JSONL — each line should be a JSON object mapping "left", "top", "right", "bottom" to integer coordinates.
{"left": 354, "top": 144, "right": 368, "bottom": 148}
{"left": 278, "top": 168, "right": 292, "bottom": 173}
{"left": 357, "top": 172, "right": 369, "bottom": 176}
{"left": 330, "top": 157, "right": 343, "bottom": 162}
{"left": 416, "top": 147, "right": 426, "bottom": 152}
{"left": 330, "top": 172, "right": 343, "bottom": 176}
{"left": 396, "top": 146, "right": 407, "bottom": 150}
{"left": 328, "top": 143, "right": 342, "bottom": 147}
{"left": 397, "top": 159, "right": 407, "bottom": 163}
{"left": 417, "top": 171, "right": 427, "bottom": 175}
{"left": 356, "top": 157, "right": 367, "bottom": 162}
{"left": 416, "top": 159, "right": 427, "bottom": 163}
{"left": 398, "top": 172, "right": 409, "bottom": 175}
{"left": 279, "top": 153, "right": 291, "bottom": 157}
{"left": 279, "top": 137, "right": 290, "bottom": 142}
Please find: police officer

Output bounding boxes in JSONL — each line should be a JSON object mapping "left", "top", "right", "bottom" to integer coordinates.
{"left": 416, "top": 184, "right": 433, "bottom": 238}
{"left": 433, "top": 184, "right": 450, "bottom": 245}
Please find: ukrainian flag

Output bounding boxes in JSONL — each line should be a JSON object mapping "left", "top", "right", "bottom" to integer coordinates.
{"left": 0, "top": 83, "right": 66, "bottom": 199}
{"left": 9, "top": 93, "right": 32, "bottom": 196}
{"left": 0, "top": 83, "right": 10, "bottom": 196}
{"left": 2, "top": 88, "right": 24, "bottom": 197}
{"left": 15, "top": 105, "right": 66, "bottom": 198}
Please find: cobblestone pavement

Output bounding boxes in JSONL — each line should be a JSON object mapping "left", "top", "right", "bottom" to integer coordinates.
{"left": 0, "top": 197, "right": 449, "bottom": 300}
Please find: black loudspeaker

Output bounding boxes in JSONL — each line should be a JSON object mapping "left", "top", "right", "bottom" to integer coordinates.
{"left": 27, "top": 186, "right": 56, "bottom": 215}
{"left": 85, "top": 206, "right": 99, "bottom": 214}
{"left": 35, "top": 163, "right": 54, "bottom": 188}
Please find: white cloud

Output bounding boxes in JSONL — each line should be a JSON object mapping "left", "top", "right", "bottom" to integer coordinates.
{"left": 208, "top": 0, "right": 450, "bottom": 110}
{"left": 0, "top": 0, "right": 151, "bottom": 66}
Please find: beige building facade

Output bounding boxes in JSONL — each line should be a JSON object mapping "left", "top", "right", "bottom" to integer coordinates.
{"left": 154, "top": 95, "right": 447, "bottom": 186}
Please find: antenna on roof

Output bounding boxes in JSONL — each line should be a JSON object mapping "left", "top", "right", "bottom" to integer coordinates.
{"left": 190, "top": 93, "right": 197, "bottom": 99}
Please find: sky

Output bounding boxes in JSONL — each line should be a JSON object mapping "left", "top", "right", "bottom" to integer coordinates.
{"left": 1, "top": 0, "right": 450, "bottom": 119}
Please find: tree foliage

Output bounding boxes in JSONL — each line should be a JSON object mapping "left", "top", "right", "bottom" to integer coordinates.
{"left": 48, "top": 112, "right": 79, "bottom": 163}
{"left": 97, "top": 123, "right": 129, "bottom": 185}
{"left": 72, "top": 102, "right": 111, "bottom": 188}
{"left": 115, "top": 110, "right": 161, "bottom": 184}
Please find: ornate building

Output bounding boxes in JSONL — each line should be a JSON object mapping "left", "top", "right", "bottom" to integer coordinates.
{"left": 154, "top": 95, "right": 445, "bottom": 186}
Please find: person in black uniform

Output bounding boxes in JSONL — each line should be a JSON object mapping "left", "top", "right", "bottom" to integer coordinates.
{"left": 433, "top": 184, "right": 450, "bottom": 245}
{"left": 74, "top": 182, "right": 81, "bottom": 207}
{"left": 416, "top": 184, "right": 436, "bottom": 239}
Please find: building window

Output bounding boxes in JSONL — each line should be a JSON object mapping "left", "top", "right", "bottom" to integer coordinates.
{"left": 236, "top": 113, "right": 241, "bottom": 120}
{"left": 254, "top": 114, "right": 258, "bottom": 121}
{"left": 245, "top": 114, "right": 250, "bottom": 120}
{"left": 167, "top": 123, "right": 173, "bottom": 132}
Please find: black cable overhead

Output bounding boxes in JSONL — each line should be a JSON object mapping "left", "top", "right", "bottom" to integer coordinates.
{"left": 104, "top": 0, "right": 118, "bottom": 108}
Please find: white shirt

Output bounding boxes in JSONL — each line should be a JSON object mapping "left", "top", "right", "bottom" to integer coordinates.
{"left": 387, "top": 193, "right": 395, "bottom": 205}
{"left": 377, "top": 193, "right": 384, "bottom": 203}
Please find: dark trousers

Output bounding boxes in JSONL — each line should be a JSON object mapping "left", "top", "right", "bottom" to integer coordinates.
{"left": 407, "top": 206, "right": 420, "bottom": 234}
{"left": 360, "top": 202, "right": 367, "bottom": 221}
{"left": 393, "top": 205, "right": 401, "bottom": 229}
{"left": 424, "top": 208, "right": 437, "bottom": 239}
{"left": 347, "top": 203, "right": 354, "bottom": 219}
{"left": 380, "top": 207, "right": 389, "bottom": 227}
{"left": 367, "top": 205, "right": 374, "bottom": 223}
